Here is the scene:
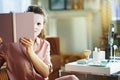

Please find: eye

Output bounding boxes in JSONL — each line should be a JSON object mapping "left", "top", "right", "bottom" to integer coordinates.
{"left": 37, "top": 22, "right": 41, "bottom": 26}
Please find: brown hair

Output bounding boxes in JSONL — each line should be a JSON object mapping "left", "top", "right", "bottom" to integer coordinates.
{"left": 27, "top": 5, "right": 47, "bottom": 39}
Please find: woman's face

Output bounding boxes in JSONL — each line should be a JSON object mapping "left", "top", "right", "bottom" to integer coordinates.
{"left": 34, "top": 14, "right": 44, "bottom": 39}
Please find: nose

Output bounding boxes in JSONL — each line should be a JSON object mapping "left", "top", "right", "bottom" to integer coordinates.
{"left": 34, "top": 24, "right": 40, "bottom": 30}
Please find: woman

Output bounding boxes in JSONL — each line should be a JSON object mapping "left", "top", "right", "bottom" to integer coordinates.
{"left": 0, "top": 5, "right": 52, "bottom": 80}
{"left": 0, "top": 5, "right": 79, "bottom": 80}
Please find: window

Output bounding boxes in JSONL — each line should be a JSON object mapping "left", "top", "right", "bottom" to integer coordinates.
{"left": 110, "top": 0, "right": 120, "bottom": 20}
{"left": 0, "top": 0, "right": 31, "bottom": 13}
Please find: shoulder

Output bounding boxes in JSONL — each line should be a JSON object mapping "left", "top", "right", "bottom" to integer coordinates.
{"left": 43, "top": 39, "right": 50, "bottom": 47}
{"left": 37, "top": 37, "right": 50, "bottom": 46}
{"left": 40, "top": 39, "right": 50, "bottom": 51}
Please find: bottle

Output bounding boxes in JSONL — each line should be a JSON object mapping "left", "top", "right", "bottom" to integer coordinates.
{"left": 93, "top": 47, "right": 99, "bottom": 64}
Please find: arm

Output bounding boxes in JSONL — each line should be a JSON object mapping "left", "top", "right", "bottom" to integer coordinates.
{"left": 20, "top": 38, "right": 50, "bottom": 78}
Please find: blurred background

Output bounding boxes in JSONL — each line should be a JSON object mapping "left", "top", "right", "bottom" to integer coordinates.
{"left": 1, "top": 0, "right": 120, "bottom": 79}
{"left": 0, "top": 0, "right": 120, "bottom": 55}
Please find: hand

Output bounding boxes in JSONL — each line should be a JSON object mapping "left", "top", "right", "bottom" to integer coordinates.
{"left": 20, "top": 37, "right": 34, "bottom": 55}
{"left": 19, "top": 37, "right": 34, "bottom": 48}
{"left": 0, "top": 37, "right": 3, "bottom": 44}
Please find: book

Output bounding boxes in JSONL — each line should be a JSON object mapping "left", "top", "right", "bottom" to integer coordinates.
{"left": 0, "top": 12, "right": 34, "bottom": 43}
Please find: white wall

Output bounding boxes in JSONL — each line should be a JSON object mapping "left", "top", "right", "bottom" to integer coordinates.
{"left": 47, "top": 11, "right": 97, "bottom": 53}
{"left": 56, "top": 17, "right": 88, "bottom": 53}
{"left": 41, "top": 0, "right": 102, "bottom": 53}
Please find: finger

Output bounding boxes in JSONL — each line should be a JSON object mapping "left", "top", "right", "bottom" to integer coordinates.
{"left": 20, "top": 38, "right": 30, "bottom": 45}
{"left": 21, "top": 38, "right": 30, "bottom": 43}
{"left": 23, "top": 37, "right": 33, "bottom": 42}
{"left": 0, "top": 37, "right": 3, "bottom": 44}
{"left": 20, "top": 38, "right": 33, "bottom": 47}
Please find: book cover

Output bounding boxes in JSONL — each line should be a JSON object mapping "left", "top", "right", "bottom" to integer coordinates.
{"left": 0, "top": 12, "right": 34, "bottom": 43}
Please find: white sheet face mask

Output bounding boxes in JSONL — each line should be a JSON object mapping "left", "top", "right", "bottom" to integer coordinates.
{"left": 34, "top": 14, "right": 44, "bottom": 38}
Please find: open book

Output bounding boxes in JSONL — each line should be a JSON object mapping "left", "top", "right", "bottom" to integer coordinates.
{"left": 0, "top": 12, "right": 34, "bottom": 43}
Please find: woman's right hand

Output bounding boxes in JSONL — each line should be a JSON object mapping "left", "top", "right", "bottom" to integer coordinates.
{"left": 0, "top": 37, "right": 3, "bottom": 44}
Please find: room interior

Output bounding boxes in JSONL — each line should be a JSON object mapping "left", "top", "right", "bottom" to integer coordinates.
{"left": 34, "top": 0, "right": 120, "bottom": 80}
{"left": 42, "top": 0, "right": 120, "bottom": 79}
{"left": 0, "top": 0, "right": 120, "bottom": 80}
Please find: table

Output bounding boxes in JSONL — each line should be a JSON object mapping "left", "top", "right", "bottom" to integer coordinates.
{"left": 61, "top": 60, "right": 120, "bottom": 80}
{"left": 60, "top": 70, "right": 120, "bottom": 80}
{"left": 65, "top": 60, "right": 120, "bottom": 75}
